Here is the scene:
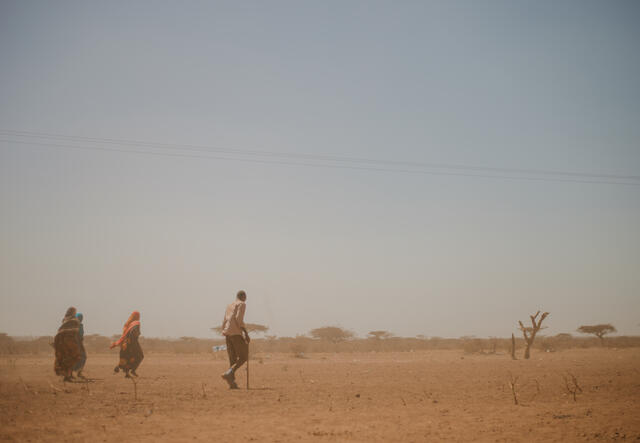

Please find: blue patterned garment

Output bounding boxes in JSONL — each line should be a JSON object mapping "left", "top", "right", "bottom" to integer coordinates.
{"left": 75, "top": 313, "right": 84, "bottom": 339}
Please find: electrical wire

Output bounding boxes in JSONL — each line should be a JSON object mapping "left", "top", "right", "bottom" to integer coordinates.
{"left": 1, "top": 132, "right": 639, "bottom": 187}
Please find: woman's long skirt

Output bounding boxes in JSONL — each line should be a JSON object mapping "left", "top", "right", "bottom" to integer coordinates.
{"left": 54, "top": 329, "right": 81, "bottom": 377}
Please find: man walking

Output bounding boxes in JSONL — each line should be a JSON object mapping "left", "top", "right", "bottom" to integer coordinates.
{"left": 221, "top": 290, "right": 250, "bottom": 389}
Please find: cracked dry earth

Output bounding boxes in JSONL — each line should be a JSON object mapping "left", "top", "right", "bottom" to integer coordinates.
{"left": 1, "top": 349, "right": 639, "bottom": 442}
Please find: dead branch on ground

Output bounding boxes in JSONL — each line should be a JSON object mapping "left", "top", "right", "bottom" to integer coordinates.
{"left": 130, "top": 375, "right": 138, "bottom": 401}
{"left": 508, "top": 372, "right": 519, "bottom": 405}
{"left": 82, "top": 379, "right": 90, "bottom": 395}
{"left": 19, "top": 377, "right": 34, "bottom": 395}
{"left": 48, "top": 381, "right": 64, "bottom": 393}
{"left": 525, "top": 379, "right": 541, "bottom": 402}
{"left": 563, "top": 372, "right": 582, "bottom": 402}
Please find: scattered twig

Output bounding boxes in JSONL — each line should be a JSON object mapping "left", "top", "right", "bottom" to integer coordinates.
{"left": 400, "top": 396, "right": 407, "bottom": 406}
{"left": 130, "top": 375, "right": 138, "bottom": 401}
{"left": 563, "top": 372, "right": 582, "bottom": 402}
{"left": 201, "top": 383, "right": 207, "bottom": 399}
{"left": 19, "top": 377, "right": 33, "bottom": 394}
{"left": 48, "top": 381, "right": 63, "bottom": 393}
{"left": 508, "top": 372, "right": 519, "bottom": 405}
{"left": 82, "top": 380, "right": 90, "bottom": 395}
{"left": 527, "top": 379, "right": 541, "bottom": 402}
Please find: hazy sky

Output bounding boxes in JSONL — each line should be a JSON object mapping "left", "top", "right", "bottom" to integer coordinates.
{"left": 1, "top": 1, "right": 639, "bottom": 339}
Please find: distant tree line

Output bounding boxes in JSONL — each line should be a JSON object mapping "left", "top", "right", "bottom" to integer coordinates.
{"left": 1, "top": 325, "right": 638, "bottom": 356}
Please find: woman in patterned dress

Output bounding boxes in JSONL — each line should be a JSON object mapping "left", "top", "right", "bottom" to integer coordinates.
{"left": 110, "top": 311, "right": 144, "bottom": 377}
{"left": 53, "top": 307, "right": 82, "bottom": 381}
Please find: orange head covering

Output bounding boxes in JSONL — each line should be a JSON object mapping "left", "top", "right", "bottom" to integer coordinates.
{"left": 110, "top": 311, "right": 141, "bottom": 349}
{"left": 123, "top": 311, "right": 140, "bottom": 332}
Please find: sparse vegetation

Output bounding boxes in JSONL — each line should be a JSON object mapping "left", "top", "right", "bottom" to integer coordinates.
{"left": 1, "top": 330, "right": 639, "bottom": 356}
{"left": 0, "top": 333, "right": 16, "bottom": 354}
{"left": 3, "top": 349, "right": 637, "bottom": 441}
{"left": 309, "top": 326, "right": 354, "bottom": 343}
{"left": 508, "top": 372, "right": 519, "bottom": 405}
{"left": 367, "top": 330, "right": 394, "bottom": 340}
{"left": 577, "top": 324, "right": 617, "bottom": 346}
{"left": 563, "top": 372, "right": 582, "bottom": 402}
{"left": 210, "top": 323, "right": 269, "bottom": 335}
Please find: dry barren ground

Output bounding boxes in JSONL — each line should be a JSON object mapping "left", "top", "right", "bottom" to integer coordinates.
{"left": 1, "top": 349, "right": 639, "bottom": 442}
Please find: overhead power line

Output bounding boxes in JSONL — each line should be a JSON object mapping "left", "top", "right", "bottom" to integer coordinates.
{"left": 3, "top": 129, "right": 639, "bottom": 181}
{"left": 0, "top": 129, "right": 639, "bottom": 187}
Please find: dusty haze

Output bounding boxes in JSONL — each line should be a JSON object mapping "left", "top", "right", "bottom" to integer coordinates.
{"left": 1, "top": 1, "right": 639, "bottom": 340}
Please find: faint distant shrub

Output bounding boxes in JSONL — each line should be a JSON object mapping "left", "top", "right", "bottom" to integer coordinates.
{"left": 367, "top": 330, "right": 394, "bottom": 340}
{"left": 461, "top": 337, "right": 485, "bottom": 354}
{"left": 211, "top": 323, "right": 269, "bottom": 335}
{"left": 84, "top": 334, "right": 111, "bottom": 352}
{"left": 488, "top": 337, "right": 498, "bottom": 354}
{"left": 309, "top": 326, "right": 354, "bottom": 344}
{"left": 0, "top": 333, "right": 16, "bottom": 355}
{"left": 290, "top": 340, "right": 306, "bottom": 358}
{"left": 536, "top": 335, "right": 554, "bottom": 352}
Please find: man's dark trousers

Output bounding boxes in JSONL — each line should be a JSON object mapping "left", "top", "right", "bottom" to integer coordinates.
{"left": 226, "top": 335, "right": 248, "bottom": 374}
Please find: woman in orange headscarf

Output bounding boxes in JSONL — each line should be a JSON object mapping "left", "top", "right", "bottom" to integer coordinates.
{"left": 110, "top": 311, "right": 144, "bottom": 377}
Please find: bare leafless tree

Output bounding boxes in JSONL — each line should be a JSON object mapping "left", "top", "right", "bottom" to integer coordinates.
{"left": 518, "top": 311, "right": 549, "bottom": 359}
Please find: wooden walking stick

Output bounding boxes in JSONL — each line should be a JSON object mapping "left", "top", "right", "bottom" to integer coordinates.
{"left": 246, "top": 339, "right": 250, "bottom": 390}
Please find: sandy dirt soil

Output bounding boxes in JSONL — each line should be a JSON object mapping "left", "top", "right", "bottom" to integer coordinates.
{"left": 1, "top": 348, "right": 639, "bottom": 442}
